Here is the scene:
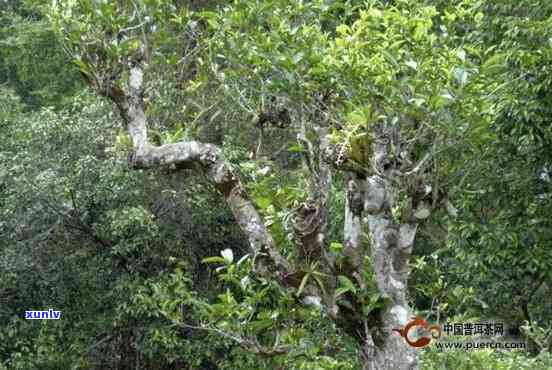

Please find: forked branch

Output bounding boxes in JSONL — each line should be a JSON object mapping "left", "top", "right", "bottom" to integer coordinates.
{"left": 99, "top": 65, "right": 292, "bottom": 279}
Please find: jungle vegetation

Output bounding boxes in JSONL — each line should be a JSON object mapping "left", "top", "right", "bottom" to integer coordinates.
{"left": 1, "top": 0, "right": 551, "bottom": 369}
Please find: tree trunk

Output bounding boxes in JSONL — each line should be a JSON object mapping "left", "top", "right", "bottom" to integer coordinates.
{"left": 362, "top": 175, "right": 419, "bottom": 370}
{"left": 340, "top": 125, "right": 423, "bottom": 370}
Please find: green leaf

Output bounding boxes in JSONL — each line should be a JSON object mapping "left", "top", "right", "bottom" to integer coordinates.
{"left": 200, "top": 11, "right": 219, "bottom": 29}
{"left": 255, "top": 197, "right": 272, "bottom": 210}
{"left": 335, "top": 287, "right": 350, "bottom": 298}
{"left": 73, "top": 59, "right": 90, "bottom": 74}
{"left": 336, "top": 24, "right": 350, "bottom": 35}
{"left": 337, "top": 275, "right": 357, "bottom": 295}
{"left": 296, "top": 273, "right": 311, "bottom": 297}
{"left": 287, "top": 144, "right": 306, "bottom": 153}
{"left": 330, "top": 242, "right": 343, "bottom": 253}
{"left": 249, "top": 319, "right": 273, "bottom": 332}
{"left": 482, "top": 53, "right": 507, "bottom": 72}
{"left": 382, "top": 50, "right": 399, "bottom": 69}
{"left": 202, "top": 256, "right": 226, "bottom": 264}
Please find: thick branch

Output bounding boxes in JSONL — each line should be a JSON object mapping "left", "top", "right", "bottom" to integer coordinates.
{"left": 104, "top": 66, "right": 291, "bottom": 279}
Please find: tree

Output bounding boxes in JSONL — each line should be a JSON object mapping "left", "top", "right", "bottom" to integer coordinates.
{"left": 45, "top": 0, "right": 541, "bottom": 369}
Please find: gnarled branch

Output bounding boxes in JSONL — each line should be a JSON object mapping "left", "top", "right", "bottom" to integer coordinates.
{"left": 100, "top": 66, "right": 292, "bottom": 279}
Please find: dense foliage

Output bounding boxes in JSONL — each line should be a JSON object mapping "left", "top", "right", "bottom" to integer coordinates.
{"left": 1, "top": 0, "right": 551, "bottom": 369}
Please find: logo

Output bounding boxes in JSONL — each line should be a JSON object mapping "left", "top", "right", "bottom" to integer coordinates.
{"left": 393, "top": 316, "right": 441, "bottom": 348}
{"left": 25, "top": 309, "right": 62, "bottom": 320}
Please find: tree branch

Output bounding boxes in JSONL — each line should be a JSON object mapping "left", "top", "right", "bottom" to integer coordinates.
{"left": 174, "top": 323, "right": 289, "bottom": 357}
{"left": 102, "top": 66, "right": 292, "bottom": 279}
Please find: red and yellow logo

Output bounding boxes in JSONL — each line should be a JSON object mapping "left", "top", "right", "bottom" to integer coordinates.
{"left": 393, "top": 316, "right": 442, "bottom": 348}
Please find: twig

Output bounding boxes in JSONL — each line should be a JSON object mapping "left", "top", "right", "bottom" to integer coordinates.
{"left": 173, "top": 322, "right": 289, "bottom": 357}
